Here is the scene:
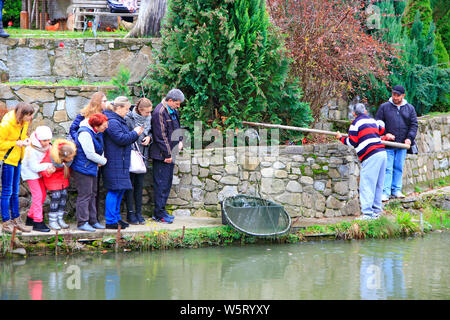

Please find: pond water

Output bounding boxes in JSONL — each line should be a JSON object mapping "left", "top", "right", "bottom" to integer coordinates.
{"left": 1, "top": 232, "right": 448, "bottom": 300}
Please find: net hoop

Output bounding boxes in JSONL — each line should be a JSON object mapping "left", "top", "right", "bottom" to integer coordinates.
{"left": 222, "top": 195, "right": 292, "bottom": 237}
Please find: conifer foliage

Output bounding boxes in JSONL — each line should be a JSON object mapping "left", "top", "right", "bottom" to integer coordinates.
{"left": 143, "top": 0, "right": 312, "bottom": 134}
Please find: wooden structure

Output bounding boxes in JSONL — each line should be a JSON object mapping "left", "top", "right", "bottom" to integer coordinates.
{"left": 18, "top": 0, "right": 140, "bottom": 34}
{"left": 72, "top": 0, "right": 141, "bottom": 36}
{"left": 20, "top": 0, "right": 49, "bottom": 30}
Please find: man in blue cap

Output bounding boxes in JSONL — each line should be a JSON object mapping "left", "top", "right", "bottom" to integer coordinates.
{"left": 375, "top": 85, "right": 418, "bottom": 201}
{"left": 0, "top": 0, "right": 10, "bottom": 38}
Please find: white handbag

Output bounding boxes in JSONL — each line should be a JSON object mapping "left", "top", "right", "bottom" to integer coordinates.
{"left": 129, "top": 142, "right": 147, "bottom": 174}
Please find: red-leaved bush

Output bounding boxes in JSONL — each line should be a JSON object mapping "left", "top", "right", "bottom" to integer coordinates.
{"left": 266, "top": 0, "right": 393, "bottom": 119}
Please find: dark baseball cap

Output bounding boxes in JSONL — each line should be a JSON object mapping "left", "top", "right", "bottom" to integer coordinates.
{"left": 392, "top": 85, "right": 405, "bottom": 95}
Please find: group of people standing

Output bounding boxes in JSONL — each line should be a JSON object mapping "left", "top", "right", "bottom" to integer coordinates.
{"left": 337, "top": 85, "right": 418, "bottom": 220}
{"left": 0, "top": 88, "right": 185, "bottom": 233}
{"left": 0, "top": 84, "right": 419, "bottom": 231}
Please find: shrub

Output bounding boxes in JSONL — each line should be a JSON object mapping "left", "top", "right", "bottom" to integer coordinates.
{"left": 2, "top": 0, "right": 21, "bottom": 28}
{"left": 143, "top": 0, "right": 312, "bottom": 141}
{"left": 266, "top": 0, "right": 392, "bottom": 120}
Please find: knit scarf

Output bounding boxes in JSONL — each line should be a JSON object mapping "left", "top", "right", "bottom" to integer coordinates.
{"left": 130, "top": 107, "right": 151, "bottom": 136}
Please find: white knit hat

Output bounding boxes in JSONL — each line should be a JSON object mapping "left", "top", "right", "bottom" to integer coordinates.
{"left": 35, "top": 126, "right": 53, "bottom": 140}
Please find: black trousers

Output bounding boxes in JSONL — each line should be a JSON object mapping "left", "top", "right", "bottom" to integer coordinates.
{"left": 125, "top": 172, "right": 145, "bottom": 215}
{"left": 152, "top": 159, "right": 174, "bottom": 219}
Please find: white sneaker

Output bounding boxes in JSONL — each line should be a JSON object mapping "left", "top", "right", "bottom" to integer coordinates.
{"left": 393, "top": 192, "right": 406, "bottom": 198}
{"left": 382, "top": 194, "right": 390, "bottom": 202}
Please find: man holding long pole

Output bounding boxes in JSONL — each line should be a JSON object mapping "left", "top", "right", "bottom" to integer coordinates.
{"left": 336, "top": 103, "right": 387, "bottom": 220}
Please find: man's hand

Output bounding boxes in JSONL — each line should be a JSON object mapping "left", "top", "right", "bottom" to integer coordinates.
{"left": 385, "top": 133, "right": 395, "bottom": 141}
{"left": 335, "top": 131, "right": 342, "bottom": 139}
{"left": 404, "top": 138, "right": 411, "bottom": 146}
{"left": 164, "top": 157, "right": 173, "bottom": 164}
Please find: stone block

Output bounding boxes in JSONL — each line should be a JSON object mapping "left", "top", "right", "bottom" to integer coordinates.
{"left": 173, "top": 209, "right": 191, "bottom": 216}
{"left": 205, "top": 179, "right": 217, "bottom": 192}
{"left": 219, "top": 176, "right": 239, "bottom": 185}
{"left": 274, "top": 170, "right": 288, "bottom": 178}
{"left": 53, "top": 110, "right": 68, "bottom": 122}
{"left": 286, "top": 181, "right": 302, "bottom": 193}
{"left": 42, "top": 102, "right": 56, "bottom": 117}
{"left": 300, "top": 176, "right": 314, "bottom": 185}
{"left": 260, "top": 178, "right": 285, "bottom": 194}
{"left": 8, "top": 48, "right": 51, "bottom": 78}
{"left": 204, "top": 192, "right": 218, "bottom": 205}
{"left": 333, "top": 181, "right": 349, "bottom": 195}
{"left": 15, "top": 87, "right": 54, "bottom": 104}
{"left": 225, "top": 164, "right": 239, "bottom": 175}
{"left": 326, "top": 196, "right": 344, "bottom": 209}
{"left": 218, "top": 186, "right": 238, "bottom": 201}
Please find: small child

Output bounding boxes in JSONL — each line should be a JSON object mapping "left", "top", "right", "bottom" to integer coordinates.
{"left": 21, "top": 126, "right": 54, "bottom": 232}
{"left": 40, "top": 139, "right": 76, "bottom": 230}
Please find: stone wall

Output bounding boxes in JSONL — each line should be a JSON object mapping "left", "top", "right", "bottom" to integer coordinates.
{"left": 402, "top": 114, "right": 450, "bottom": 193}
{"left": 167, "top": 145, "right": 361, "bottom": 218}
{"left": 0, "top": 37, "right": 159, "bottom": 83}
{"left": 0, "top": 84, "right": 118, "bottom": 135}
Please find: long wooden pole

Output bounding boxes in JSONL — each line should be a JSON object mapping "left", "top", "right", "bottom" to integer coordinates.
{"left": 242, "top": 121, "right": 410, "bottom": 149}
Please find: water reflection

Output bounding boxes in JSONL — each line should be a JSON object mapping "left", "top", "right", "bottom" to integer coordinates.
{"left": 0, "top": 233, "right": 448, "bottom": 300}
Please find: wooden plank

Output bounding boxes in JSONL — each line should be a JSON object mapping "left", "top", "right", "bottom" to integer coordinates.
{"left": 84, "top": 12, "right": 139, "bottom": 17}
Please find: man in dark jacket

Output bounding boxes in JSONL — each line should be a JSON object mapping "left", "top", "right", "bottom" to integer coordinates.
{"left": 375, "top": 85, "right": 418, "bottom": 201}
{"left": 150, "top": 89, "right": 185, "bottom": 223}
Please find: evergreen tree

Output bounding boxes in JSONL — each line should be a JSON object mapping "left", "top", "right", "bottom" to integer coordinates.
{"left": 404, "top": 12, "right": 449, "bottom": 114}
{"left": 143, "top": 0, "right": 312, "bottom": 139}
{"left": 402, "top": 0, "right": 449, "bottom": 66}
{"left": 359, "top": 0, "right": 449, "bottom": 114}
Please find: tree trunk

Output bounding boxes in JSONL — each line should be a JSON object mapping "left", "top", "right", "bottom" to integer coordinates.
{"left": 126, "top": 0, "right": 167, "bottom": 38}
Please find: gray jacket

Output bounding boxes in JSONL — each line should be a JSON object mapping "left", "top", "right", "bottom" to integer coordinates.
{"left": 124, "top": 108, "right": 152, "bottom": 165}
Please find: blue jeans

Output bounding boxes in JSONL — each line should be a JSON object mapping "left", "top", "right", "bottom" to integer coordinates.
{"left": 105, "top": 189, "right": 125, "bottom": 225}
{"left": 383, "top": 148, "right": 407, "bottom": 196}
{"left": 1, "top": 163, "right": 21, "bottom": 222}
{"left": 152, "top": 159, "right": 174, "bottom": 219}
{"left": 360, "top": 151, "right": 387, "bottom": 216}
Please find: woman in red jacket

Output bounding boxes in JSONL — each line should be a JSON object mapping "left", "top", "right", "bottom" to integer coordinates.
{"left": 40, "top": 139, "right": 76, "bottom": 230}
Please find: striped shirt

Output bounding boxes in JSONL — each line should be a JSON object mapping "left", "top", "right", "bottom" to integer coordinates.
{"left": 340, "top": 115, "right": 385, "bottom": 162}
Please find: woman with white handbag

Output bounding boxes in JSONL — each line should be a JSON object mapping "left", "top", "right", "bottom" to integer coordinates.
{"left": 124, "top": 98, "right": 153, "bottom": 224}
{"left": 102, "top": 97, "right": 144, "bottom": 229}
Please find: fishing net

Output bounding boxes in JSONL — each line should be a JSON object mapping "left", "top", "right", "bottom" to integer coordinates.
{"left": 221, "top": 195, "right": 291, "bottom": 237}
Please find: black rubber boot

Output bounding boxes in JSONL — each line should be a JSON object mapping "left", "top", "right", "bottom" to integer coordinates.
{"left": 26, "top": 216, "right": 34, "bottom": 226}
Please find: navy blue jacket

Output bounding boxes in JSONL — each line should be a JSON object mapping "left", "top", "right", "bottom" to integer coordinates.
{"left": 72, "top": 126, "right": 104, "bottom": 177}
{"left": 375, "top": 100, "right": 418, "bottom": 147}
{"left": 69, "top": 114, "right": 85, "bottom": 141}
{"left": 149, "top": 103, "right": 182, "bottom": 161}
{"left": 102, "top": 110, "right": 139, "bottom": 190}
